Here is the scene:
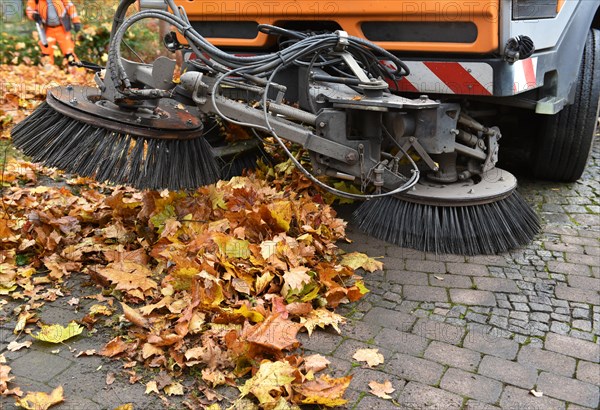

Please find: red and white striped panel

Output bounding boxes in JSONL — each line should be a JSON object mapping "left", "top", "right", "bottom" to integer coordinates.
{"left": 383, "top": 61, "right": 494, "bottom": 96}
{"left": 512, "top": 57, "right": 538, "bottom": 94}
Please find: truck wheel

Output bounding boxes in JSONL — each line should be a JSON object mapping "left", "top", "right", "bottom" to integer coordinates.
{"left": 532, "top": 29, "right": 600, "bottom": 182}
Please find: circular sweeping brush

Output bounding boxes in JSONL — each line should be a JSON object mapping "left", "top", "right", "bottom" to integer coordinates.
{"left": 353, "top": 170, "right": 540, "bottom": 255}
{"left": 11, "top": 85, "right": 221, "bottom": 191}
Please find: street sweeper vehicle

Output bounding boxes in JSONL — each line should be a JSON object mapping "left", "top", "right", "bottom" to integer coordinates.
{"left": 11, "top": 0, "right": 600, "bottom": 255}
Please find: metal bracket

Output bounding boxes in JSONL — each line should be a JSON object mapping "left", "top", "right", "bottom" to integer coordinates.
{"left": 398, "top": 137, "right": 439, "bottom": 172}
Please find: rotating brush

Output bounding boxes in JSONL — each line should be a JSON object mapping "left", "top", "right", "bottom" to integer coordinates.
{"left": 353, "top": 172, "right": 540, "bottom": 255}
{"left": 11, "top": 87, "right": 221, "bottom": 191}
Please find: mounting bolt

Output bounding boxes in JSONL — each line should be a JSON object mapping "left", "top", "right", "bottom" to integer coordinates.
{"left": 420, "top": 95, "right": 428, "bottom": 101}
{"left": 66, "top": 85, "right": 73, "bottom": 91}
{"left": 136, "top": 117, "right": 142, "bottom": 123}
{"left": 345, "top": 152, "right": 358, "bottom": 162}
{"left": 69, "top": 98, "right": 77, "bottom": 105}
{"left": 186, "top": 119, "right": 193, "bottom": 126}
{"left": 319, "top": 121, "right": 326, "bottom": 128}
{"left": 468, "top": 189, "right": 475, "bottom": 194}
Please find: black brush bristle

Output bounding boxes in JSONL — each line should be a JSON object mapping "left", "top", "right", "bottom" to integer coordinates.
{"left": 219, "top": 147, "right": 271, "bottom": 180}
{"left": 353, "top": 191, "right": 540, "bottom": 255}
{"left": 11, "top": 102, "right": 221, "bottom": 191}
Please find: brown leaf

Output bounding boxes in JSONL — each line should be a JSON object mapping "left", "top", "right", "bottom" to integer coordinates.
{"left": 96, "top": 261, "right": 157, "bottom": 293}
{"left": 295, "top": 374, "right": 351, "bottom": 407}
{"left": 100, "top": 337, "right": 130, "bottom": 358}
{"left": 368, "top": 380, "right": 395, "bottom": 399}
{"left": 7, "top": 340, "right": 32, "bottom": 352}
{"left": 120, "top": 302, "right": 149, "bottom": 328}
{"left": 106, "top": 372, "right": 116, "bottom": 386}
{"left": 243, "top": 315, "right": 303, "bottom": 351}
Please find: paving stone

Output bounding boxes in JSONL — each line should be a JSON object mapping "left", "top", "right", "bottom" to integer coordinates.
{"left": 512, "top": 302, "right": 530, "bottom": 312}
{"left": 10, "top": 350, "right": 74, "bottom": 383}
{"left": 397, "top": 381, "right": 463, "bottom": 409}
{"left": 335, "top": 339, "right": 393, "bottom": 367}
{"left": 449, "top": 289, "right": 496, "bottom": 306}
{"left": 464, "top": 400, "right": 501, "bottom": 410}
{"left": 474, "top": 277, "right": 519, "bottom": 293}
{"left": 568, "top": 275, "right": 600, "bottom": 291}
{"left": 386, "top": 270, "right": 428, "bottom": 286}
{"left": 423, "top": 341, "right": 481, "bottom": 371}
{"left": 550, "top": 322, "right": 571, "bottom": 335}
{"left": 466, "top": 255, "right": 510, "bottom": 267}
{"left": 387, "top": 353, "right": 444, "bottom": 385}
{"left": 429, "top": 274, "right": 472, "bottom": 288}
{"left": 529, "top": 312, "right": 550, "bottom": 322}
{"left": 346, "top": 366, "right": 404, "bottom": 394}
{"left": 545, "top": 242, "right": 585, "bottom": 253}
{"left": 572, "top": 320, "right": 593, "bottom": 332}
{"left": 356, "top": 394, "right": 403, "bottom": 409}
{"left": 488, "top": 315, "right": 508, "bottom": 329}
{"left": 491, "top": 308, "right": 509, "bottom": 317}
{"left": 478, "top": 355, "right": 537, "bottom": 389}
{"left": 577, "top": 361, "right": 600, "bottom": 386}
{"left": 528, "top": 302, "right": 553, "bottom": 312}
{"left": 406, "top": 260, "right": 447, "bottom": 274}
{"left": 440, "top": 368, "right": 502, "bottom": 403}
{"left": 374, "top": 328, "right": 430, "bottom": 356}
{"left": 499, "top": 386, "right": 566, "bottom": 410}
{"left": 570, "top": 329, "right": 596, "bottom": 342}
{"left": 413, "top": 318, "right": 465, "bottom": 345}
{"left": 403, "top": 285, "right": 449, "bottom": 303}
{"left": 547, "top": 261, "right": 591, "bottom": 276}
{"left": 573, "top": 308, "right": 591, "bottom": 319}
{"left": 447, "top": 262, "right": 489, "bottom": 276}
{"left": 545, "top": 333, "right": 600, "bottom": 362}
{"left": 566, "top": 253, "right": 600, "bottom": 267}
{"left": 362, "top": 307, "right": 417, "bottom": 332}
{"left": 465, "top": 311, "right": 488, "bottom": 324}
{"left": 556, "top": 284, "right": 600, "bottom": 305}
{"left": 551, "top": 313, "right": 571, "bottom": 322}
{"left": 297, "top": 329, "right": 342, "bottom": 355}
{"left": 462, "top": 331, "right": 519, "bottom": 360}
{"left": 537, "top": 372, "right": 600, "bottom": 408}
{"left": 509, "top": 311, "right": 529, "bottom": 321}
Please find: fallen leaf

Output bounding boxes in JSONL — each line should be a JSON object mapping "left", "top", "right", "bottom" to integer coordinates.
{"left": 75, "top": 349, "right": 96, "bottom": 357}
{"left": 121, "top": 302, "right": 149, "bottom": 328}
{"left": 145, "top": 381, "right": 159, "bottom": 395}
{"left": 113, "top": 405, "right": 134, "bottom": 410}
{"left": 164, "top": 382, "right": 184, "bottom": 396}
{"left": 106, "top": 372, "right": 116, "bottom": 385}
{"left": 352, "top": 348, "right": 384, "bottom": 367}
{"left": 31, "top": 322, "right": 84, "bottom": 343}
{"left": 434, "top": 275, "right": 444, "bottom": 281}
{"left": 303, "top": 354, "right": 330, "bottom": 373}
{"left": 239, "top": 360, "right": 296, "bottom": 405}
{"left": 530, "top": 389, "right": 544, "bottom": 398}
{"left": 340, "top": 252, "right": 383, "bottom": 272}
{"left": 244, "top": 314, "right": 302, "bottom": 351}
{"left": 295, "top": 374, "right": 351, "bottom": 407}
{"left": 7, "top": 340, "right": 32, "bottom": 352}
{"left": 15, "top": 386, "right": 64, "bottom": 409}
{"left": 300, "top": 308, "right": 345, "bottom": 336}
{"left": 368, "top": 380, "right": 395, "bottom": 399}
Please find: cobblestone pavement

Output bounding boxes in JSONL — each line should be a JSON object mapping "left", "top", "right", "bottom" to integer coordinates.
{"left": 1, "top": 138, "right": 598, "bottom": 409}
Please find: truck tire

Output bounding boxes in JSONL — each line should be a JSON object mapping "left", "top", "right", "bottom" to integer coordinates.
{"left": 532, "top": 29, "right": 600, "bottom": 182}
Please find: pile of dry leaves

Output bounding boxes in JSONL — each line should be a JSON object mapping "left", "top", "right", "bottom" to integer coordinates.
{"left": 0, "top": 64, "right": 384, "bottom": 409}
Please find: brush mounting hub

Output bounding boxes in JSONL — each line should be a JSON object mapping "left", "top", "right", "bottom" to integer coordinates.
{"left": 46, "top": 85, "right": 204, "bottom": 140}
{"left": 400, "top": 168, "right": 517, "bottom": 206}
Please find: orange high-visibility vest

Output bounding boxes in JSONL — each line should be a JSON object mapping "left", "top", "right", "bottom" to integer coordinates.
{"left": 26, "top": 0, "right": 81, "bottom": 26}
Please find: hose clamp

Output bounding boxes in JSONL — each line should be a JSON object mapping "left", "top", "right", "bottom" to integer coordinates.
{"left": 334, "top": 30, "right": 349, "bottom": 52}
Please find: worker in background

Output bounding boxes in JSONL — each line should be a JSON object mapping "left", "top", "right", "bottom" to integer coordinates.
{"left": 25, "top": 0, "right": 81, "bottom": 66}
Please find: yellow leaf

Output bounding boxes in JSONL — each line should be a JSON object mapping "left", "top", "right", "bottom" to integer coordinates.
{"left": 352, "top": 348, "right": 384, "bottom": 367}
{"left": 340, "top": 252, "right": 383, "bottom": 272}
{"left": 300, "top": 308, "right": 345, "bottom": 336}
{"left": 239, "top": 360, "right": 296, "bottom": 405}
{"left": 113, "top": 404, "right": 134, "bottom": 410}
{"left": 31, "top": 322, "right": 83, "bottom": 343}
{"left": 295, "top": 375, "right": 351, "bottom": 407}
{"left": 16, "top": 386, "right": 64, "bottom": 410}
{"left": 268, "top": 201, "right": 292, "bottom": 231}
{"left": 233, "top": 304, "right": 264, "bottom": 323}
{"left": 145, "top": 381, "right": 159, "bottom": 395}
{"left": 89, "top": 304, "right": 113, "bottom": 316}
{"left": 164, "top": 382, "right": 184, "bottom": 396}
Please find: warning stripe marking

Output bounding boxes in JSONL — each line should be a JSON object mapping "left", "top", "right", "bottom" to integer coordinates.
{"left": 513, "top": 57, "right": 538, "bottom": 94}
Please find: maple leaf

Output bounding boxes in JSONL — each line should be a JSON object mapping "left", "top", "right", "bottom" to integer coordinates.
{"left": 282, "top": 267, "right": 312, "bottom": 291}
{"left": 164, "top": 382, "right": 184, "bottom": 396}
{"left": 121, "top": 302, "right": 150, "bottom": 328}
{"left": 303, "top": 354, "right": 330, "bottom": 374}
{"left": 340, "top": 252, "right": 383, "bottom": 272}
{"left": 100, "top": 336, "right": 130, "bottom": 358}
{"left": 7, "top": 340, "right": 32, "bottom": 352}
{"left": 145, "top": 381, "right": 159, "bottom": 395}
{"left": 243, "top": 314, "right": 303, "bottom": 351}
{"left": 268, "top": 200, "right": 293, "bottom": 231}
{"left": 0, "top": 363, "right": 22, "bottom": 396}
{"left": 15, "top": 386, "right": 64, "bottom": 410}
{"left": 368, "top": 380, "right": 395, "bottom": 399}
{"left": 300, "top": 308, "right": 346, "bottom": 336}
{"left": 31, "top": 322, "right": 83, "bottom": 344}
{"left": 238, "top": 360, "right": 296, "bottom": 405}
{"left": 294, "top": 374, "right": 351, "bottom": 407}
{"left": 352, "top": 348, "right": 385, "bottom": 367}
{"left": 95, "top": 261, "right": 157, "bottom": 293}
